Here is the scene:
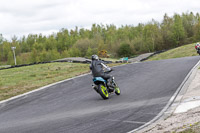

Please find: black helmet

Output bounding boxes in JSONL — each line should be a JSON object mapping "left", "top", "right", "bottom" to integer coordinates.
{"left": 91, "top": 55, "right": 99, "bottom": 60}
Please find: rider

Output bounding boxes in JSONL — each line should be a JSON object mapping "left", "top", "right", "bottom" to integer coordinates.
{"left": 90, "top": 55, "right": 114, "bottom": 91}
{"left": 195, "top": 42, "right": 200, "bottom": 50}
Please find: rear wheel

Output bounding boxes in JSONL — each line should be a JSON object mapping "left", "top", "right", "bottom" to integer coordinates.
{"left": 98, "top": 84, "right": 109, "bottom": 99}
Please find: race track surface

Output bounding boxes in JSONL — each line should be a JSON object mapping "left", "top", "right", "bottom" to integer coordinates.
{"left": 0, "top": 56, "right": 199, "bottom": 133}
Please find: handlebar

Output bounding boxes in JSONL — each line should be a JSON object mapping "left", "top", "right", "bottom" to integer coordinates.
{"left": 105, "top": 68, "right": 113, "bottom": 74}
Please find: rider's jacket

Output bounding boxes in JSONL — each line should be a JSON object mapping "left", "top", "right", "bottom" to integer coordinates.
{"left": 90, "top": 59, "right": 111, "bottom": 77}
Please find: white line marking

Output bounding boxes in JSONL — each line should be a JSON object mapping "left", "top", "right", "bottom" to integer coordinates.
{"left": 103, "top": 119, "right": 146, "bottom": 124}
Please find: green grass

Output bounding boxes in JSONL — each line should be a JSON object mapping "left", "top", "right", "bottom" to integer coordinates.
{"left": 147, "top": 43, "right": 198, "bottom": 61}
{"left": 177, "top": 122, "right": 200, "bottom": 133}
{"left": 0, "top": 62, "right": 91, "bottom": 101}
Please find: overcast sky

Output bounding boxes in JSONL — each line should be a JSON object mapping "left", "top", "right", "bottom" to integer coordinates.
{"left": 0, "top": 0, "right": 199, "bottom": 40}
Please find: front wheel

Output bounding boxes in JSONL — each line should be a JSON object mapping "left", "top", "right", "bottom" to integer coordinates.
{"left": 115, "top": 87, "right": 121, "bottom": 95}
{"left": 98, "top": 84, "right": 109, "bottom": 99}
{"left": 112, "top": 80, "right": 121, "bottom": 95}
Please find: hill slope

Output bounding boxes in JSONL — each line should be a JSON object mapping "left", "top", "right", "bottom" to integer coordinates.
{"left": 147, "top": 43, "right": 198, "bottom": 61}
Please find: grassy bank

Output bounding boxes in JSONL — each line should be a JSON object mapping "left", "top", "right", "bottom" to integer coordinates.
{"left": 0, "top": 62, "right": 90, "bottom": 101}
{"left": 147, "top": 43, "right": 198, "bottom": 61}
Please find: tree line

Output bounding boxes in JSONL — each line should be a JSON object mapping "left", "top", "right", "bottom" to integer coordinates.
{"left": 0, "top": 12, "right": 200, "bottom": 65}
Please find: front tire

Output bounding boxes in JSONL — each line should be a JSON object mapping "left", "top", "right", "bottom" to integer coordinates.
{"left": 114, "top": 87, "right": 121, "bottom": 95}
{"left": 112, "top": 80, "right": 121, "bottom": 95}
{"left": 98, "top": 84, "right": 109, "bottom": 99}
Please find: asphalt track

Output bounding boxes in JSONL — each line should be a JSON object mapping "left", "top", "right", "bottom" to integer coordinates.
{"left": 0, "top": 56, "right": 200, "bottom": 133}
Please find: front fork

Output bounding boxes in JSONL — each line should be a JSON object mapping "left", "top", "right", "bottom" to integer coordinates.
{"left": 107, "top": 77, "right": 117, "bottom": 92}
{"left": 110, "top": 77, "right": 117, "bottom": 87}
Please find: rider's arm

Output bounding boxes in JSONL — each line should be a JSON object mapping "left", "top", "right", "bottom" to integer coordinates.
{"left": 101, "top": 63, "right": 112, "bottom": 72}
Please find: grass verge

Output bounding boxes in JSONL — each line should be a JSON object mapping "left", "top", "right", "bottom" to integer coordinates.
{"left": 0, "top": 62, "right": 89, "bottom": 101}
{"left": 147, "top": 43, "right": 198, "bottom": 61}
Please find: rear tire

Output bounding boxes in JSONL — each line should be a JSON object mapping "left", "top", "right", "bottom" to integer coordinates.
{"left": 98, "top": 84, "right": 109, "bottom": 99}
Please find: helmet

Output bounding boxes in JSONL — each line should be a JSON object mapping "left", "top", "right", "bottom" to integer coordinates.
{"left": 91, "top": 55, "right": 99, "bottom": 60}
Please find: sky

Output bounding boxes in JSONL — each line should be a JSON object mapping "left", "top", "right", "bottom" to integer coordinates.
{"left": 0, "top": 0, "right": 199, "bottom": 40}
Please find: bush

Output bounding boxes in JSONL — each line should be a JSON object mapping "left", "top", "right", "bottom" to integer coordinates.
{"left": 98, "top": 50, "right": 109, "bottom": 58}
{"left": 117, "top": 43, "right": 133, "bottom": 57}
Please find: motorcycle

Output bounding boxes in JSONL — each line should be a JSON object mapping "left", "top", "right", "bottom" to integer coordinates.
{"left": 195, "top": 45, "right": 200, "bottom": 55}
{"left": 92, "top": 72, "right": 120, "bottom": 99}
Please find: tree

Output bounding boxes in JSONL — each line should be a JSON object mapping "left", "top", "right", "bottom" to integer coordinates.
{"left": 161, "top": 13, "right": 174, "bottom": 49}
{"left": 117, "top": 43, "right": 132, "bottom": 57}
{"left": 20, "top": 36, "right": 29, "bottom": 53}
{"left": 56, "top": 29, "right": 71, "bottom": 52}
{"left": 11, "top": 35, "right": 18, "bottom": 45}
{"left": 61, "top": 50, "right": 70, "bottom": 58}
{"left": 45, "top": 35, "right": 57, "bottom": 51}
{"left": 33, "top": 42, "right": 44, "bottom": 52}
{"left": 39, "top": 49, "right": 48, "bottom": 62}
{"left": 182, "top": 12, "right": 196, "bottom": 38}
{"left": 26, "top": 34, "right": 37, "bottom": 51}
{"left": 172, "top": 14, "right": 186, "bottom": 46}
{"left": 30, "top": 48, "right": 39, "bottom": 63}
{"left": 79, "top": 28, "right": 90, "bottom": 39}
{"left": 68, "top": 47, "right": 81, "bottom": 57}
{"left": 48, "top": 49, "right": 60, "bottom": 61}
{"left": 74, "top": 38, "right": 91, "bottom": 57}
{"left": 86, "top": 47, "right": 93, "bottom": 57}
{"left": 194, "top": 19, "right": 200, "bottom": 42}
{"left": 70, "top": 27, "right": 79, "bottom": 45}
{"left": 132, "top": 36, "right": 143, "bottom": 52}
{"left": 7, "top": 51, "right": 14, "bottom": 65}
{"left": 143, "top": 20, "right": 163, "bottom": 52}
{"left": 2, "top": 41, "right": 11, "bottom": 61}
